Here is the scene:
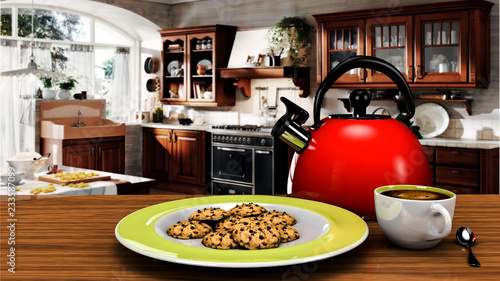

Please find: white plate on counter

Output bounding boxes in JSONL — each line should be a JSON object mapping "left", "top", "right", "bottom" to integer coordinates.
{"left": 414, "top": 103, "right": 449, "bottom": 138}
{"left": 115, "top": 195, "right": 368, "bottom": 268}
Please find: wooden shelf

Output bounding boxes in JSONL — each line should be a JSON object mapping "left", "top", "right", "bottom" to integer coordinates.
{"left": 219, "top": 66, "right": 310, "bottom": 98}
{"left": 338, "top": 98, "right": 473, "bottom": 115}
{"left": 192, "top": 49, "right": 213, "bottom": 52}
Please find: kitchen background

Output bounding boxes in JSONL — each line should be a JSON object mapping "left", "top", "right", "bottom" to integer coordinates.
{"left": 142, "top": 0, "right": 498, "bottom": 138}
{"left": 0, "top": 0, "right": 498, "bottom": 177}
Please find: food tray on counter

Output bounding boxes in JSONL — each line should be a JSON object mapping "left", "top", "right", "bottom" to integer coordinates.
{"left": 38, "top": 174, "right": 111, "bottom": 184}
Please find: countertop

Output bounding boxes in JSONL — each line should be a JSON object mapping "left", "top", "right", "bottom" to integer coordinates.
{"left": 138, "top": 122, "right": 212, "bottom": 131}
{"left": 419, "top": 138, "right": 499, "bottom": 149}
{"left": 138, "top": 122, "right": 499, "bottom": 149}
{"left": 0, "top": 177, "right": 117, "bottom": 196}
{"left": 1, "top": 194, "right": 498, "bottom": 280}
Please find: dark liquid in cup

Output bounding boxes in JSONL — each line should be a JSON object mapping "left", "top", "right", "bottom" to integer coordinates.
{"left": 381, "top": 189, "right": 450, "bottom": 200}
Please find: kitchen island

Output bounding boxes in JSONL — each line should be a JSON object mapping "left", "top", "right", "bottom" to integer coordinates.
{"left": 0, "top": 194, "right": 499, "bottom": 280}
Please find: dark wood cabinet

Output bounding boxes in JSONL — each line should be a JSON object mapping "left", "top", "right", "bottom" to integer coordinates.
{"left": 314, "top": 0, "right": 493, "bottom": 89}
{"left": 423, "top": 145, "right": 498, "bottom": 194}
{"left": 143, "top": 128, "right": 207, "bottom": 186}
{"left": 159, "top": 25, "right": 237, "bottom": 107}
{"left": 62, "top": 137, "right": 125, "bottom": 174}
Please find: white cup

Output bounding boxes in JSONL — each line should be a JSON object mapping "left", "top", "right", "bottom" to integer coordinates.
{"left": 451, "top": 30, "right": 459, "bottom": 44}
{"left": 203, "top": 91, "right": 212, "bottom": 99}
{"left": 425, "top": 31, "right": 432, "bottom": 45}
{"left": 439, "top": 63, "right": 450, "bottom": 73}
{"left": 374, "top": 185, "right": 456, "bottom": 249}
{"left": 135, "top": 111, "right": 150, "bottom": 123}
{"left": 441, "top": 31, "right": 448, "bottom": 44}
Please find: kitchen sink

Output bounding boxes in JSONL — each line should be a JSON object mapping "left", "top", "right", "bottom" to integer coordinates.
{"left": 41, "top": 118, "right": 125, "bottom": 139}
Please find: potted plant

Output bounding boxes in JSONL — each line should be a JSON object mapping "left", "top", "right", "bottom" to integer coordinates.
{"left": 39, "top": 77, "right": 56, "bottom": 99}
{"left": 267, "top": 16, "right": 313, "bottom": 72}
{"left": 56, "top": 76, "right": 78, "bottom": 99}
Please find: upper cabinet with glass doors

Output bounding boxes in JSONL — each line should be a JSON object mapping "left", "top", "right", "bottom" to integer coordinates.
{"left": 321, "top": 19, "right": 364, "bottom": 84}
{"left": 159, "top": 25, "right": 237, "bottom": 107}
{"left": 314, "top": 0, "right": 493, "bottom": 89}
{"left": 414, "top": 12, "right": 467, "bottom": 84}
{"left": 366, "top": 16, "right": 413, "bottom": 83}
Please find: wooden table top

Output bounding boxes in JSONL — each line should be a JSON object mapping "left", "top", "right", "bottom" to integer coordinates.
{"left": 1, "top": 194, "right": 499, "bottom": 280}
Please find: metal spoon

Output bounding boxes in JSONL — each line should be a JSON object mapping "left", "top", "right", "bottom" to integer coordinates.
{"left": 456, "top": 226, "right": 480, "bottom": 267}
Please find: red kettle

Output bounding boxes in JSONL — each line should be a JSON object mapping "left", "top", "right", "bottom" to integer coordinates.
{"left": 272, "top": 56, "right": 432, "bottom": 218}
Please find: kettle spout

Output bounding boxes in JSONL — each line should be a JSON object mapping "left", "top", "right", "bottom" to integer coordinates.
{"left": 271, "top": 97, "right": 311, "bottom": 154}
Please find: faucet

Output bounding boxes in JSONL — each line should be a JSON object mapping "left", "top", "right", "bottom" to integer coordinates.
{"left": 73, "top": 110, "right": 86, "bottom": 127}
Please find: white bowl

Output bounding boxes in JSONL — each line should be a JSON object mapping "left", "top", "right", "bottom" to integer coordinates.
{"left": 1, "top": 171, "right": 26, "bottom": 186}
{"left": 7, "top": 158, "right": 47, "bottom": 179}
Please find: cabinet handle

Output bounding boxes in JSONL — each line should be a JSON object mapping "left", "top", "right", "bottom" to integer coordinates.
{"left": 451, "top": 170, "right": 461, "bottom": 175}
{"left": 172, "top": 132, "right": 177, "bottom": 143}
{"left": 91, "top": 148, "right": 94, "bottom": 157}
{"left": 452, "top": 151, "right": 461, "bottom": 156}
{"left": 98, "top": 147, "right": 102, "bottom": 157}
{"left": 167, "top": 131, "right": 172, "bottom": 143}
{"left": 407, "top": 65, "right": 413, "bottom": 80}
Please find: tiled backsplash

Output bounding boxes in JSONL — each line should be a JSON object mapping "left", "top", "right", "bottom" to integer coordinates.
{"left": 441, "top": 119, "right": 499, "bottom": 141}
{"left": 188, "top": 109, "right": 239, "bottom": 125}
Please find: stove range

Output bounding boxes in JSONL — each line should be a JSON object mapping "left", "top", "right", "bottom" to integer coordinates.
{"left": 208, "top": 124, "right": 288, "bottom": 195}
{"left": 209, "top": 125, "right": 272, "bottom": 138}
{"left": 211, "top": 124, "right": 263, "bottom": 131}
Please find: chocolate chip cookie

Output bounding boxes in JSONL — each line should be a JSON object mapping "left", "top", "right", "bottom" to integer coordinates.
{"left": 229, "top": 203, "right": 267, "bottom": 217}
{"left": 201, "top": 229, "right": 240, "bottom": 250}
{"left": 215, "top": 215, "right": 244, "bottom": 231}
{"left": 189, "top": 207, "right": 229, "bottom": 221}
{"left": 258, "top": 210, "right": 297, "bottom": 226}
{"left": 232, "top": 217, "right": 272, "bottom": 231}
{"left": 167, "top": 220, "right": 213, "bottom": 239}
{"left": 232, "top": 224, "right": 281, "bottom": 250}
{"left": 276, "top": 224, "right": 300, "bottom": 242}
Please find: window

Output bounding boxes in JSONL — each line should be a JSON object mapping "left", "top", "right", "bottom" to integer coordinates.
{"left": 0, "top": 5, "right": 136, "bottom": 120}
{"left": 17, "top": 8, "right": 90, "bottom": 42}
{"left": 1, "top": 8, "right": 12, "bottom": 36}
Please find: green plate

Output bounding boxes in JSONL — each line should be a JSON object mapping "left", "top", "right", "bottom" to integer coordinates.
{"left": 115, "top": 195, "right": 368, "bottom": 268}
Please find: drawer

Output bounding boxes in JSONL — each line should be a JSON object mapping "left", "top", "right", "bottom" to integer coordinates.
{"left": 436, "top": 147, "right": 479, "bottom": 166}
{"left": 212, "top": 181, "right": 253, "bottom": 195}
{"left": 436, "top": 166, "right": 479, "bottom": 188}
{"left": 436, "top": 184, "right": 479, "bottom": 194}
{"left": 422, "top": 146, "right": 435, "bottom": 164}
{"left": 429, "top": 164, "right": 435, "bottom": 184}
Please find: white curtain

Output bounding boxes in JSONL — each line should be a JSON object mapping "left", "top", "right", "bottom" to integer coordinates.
{"left": 110, "top": 47, "right": 131, "bottom": 121}
{"left": 66, "top": 44, "right": 93, "bottom": 94}
{"left": 0, "top": 40, "right": 21, "bottom": 173}
{"left": 0, "top": 41, "right": 52, "bottom": 172}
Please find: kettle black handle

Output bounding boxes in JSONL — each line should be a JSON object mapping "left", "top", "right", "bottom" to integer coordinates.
{"left": 280, "top": 96, "right": 309, "bottom": 125}
{"left": 313, "top": 56, "right": 415, "bottom": 127}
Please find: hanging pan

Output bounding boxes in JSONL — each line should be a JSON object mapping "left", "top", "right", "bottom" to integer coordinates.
{"left": 144, "top": 57, "right": 159, "bottom": 74}
{"left": 146, "top": 78, "right": 158, "bottom": 92}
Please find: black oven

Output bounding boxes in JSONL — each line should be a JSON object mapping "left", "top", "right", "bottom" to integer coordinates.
{"left": 212, "top": 146, "right": 253, "bottom": 184}
{"left": 209, "top": 126, "right": 288, "bottom": 195}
